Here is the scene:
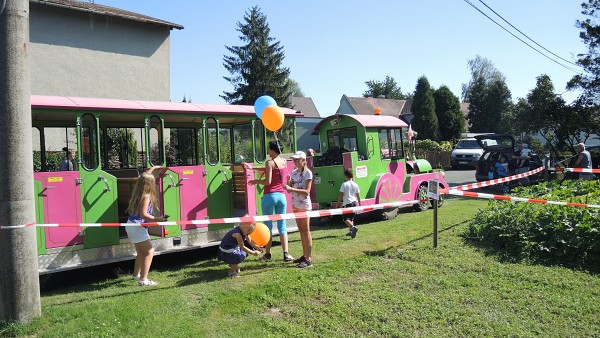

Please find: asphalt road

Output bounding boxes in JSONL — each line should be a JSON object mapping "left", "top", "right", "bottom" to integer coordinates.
{"left": 443, "top": 169, "right": 477, "bottom": 187}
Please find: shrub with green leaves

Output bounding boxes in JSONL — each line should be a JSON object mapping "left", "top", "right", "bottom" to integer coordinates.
{"left": 464, "top": 180, "right": 600, "bottom": 271}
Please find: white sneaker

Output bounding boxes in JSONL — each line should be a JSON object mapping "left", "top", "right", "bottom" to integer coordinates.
{"left": 138, "top": 279, "right": 158, "bottom": 286}
{"left": 132, "top": 275, "right": 140, "bottom": 281}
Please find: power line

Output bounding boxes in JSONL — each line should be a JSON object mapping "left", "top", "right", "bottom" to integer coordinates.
{"left": 478, "top": 0, "right": 580, "bottom": 68}
{"left": 462, "top": 0, "right": 580, "bottom": 73}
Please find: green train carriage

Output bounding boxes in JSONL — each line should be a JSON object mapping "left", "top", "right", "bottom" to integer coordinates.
{"left": 31, "top": 95, "right": 300, "bottom": 274}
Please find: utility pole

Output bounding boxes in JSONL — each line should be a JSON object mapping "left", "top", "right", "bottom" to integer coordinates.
{"left": 0, "top": 0, "right": 42, "bottom": 323}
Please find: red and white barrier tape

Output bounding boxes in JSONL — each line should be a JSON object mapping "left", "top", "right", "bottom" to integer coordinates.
{"left": 451, "top": 166, "right": 545, "bottom": 191}
{"left": 548, "top": 167, "right": 600, "bottom": 174}
{"left": 447, "top": 189, "right": 600, "bottom": 209}
{"left": 0, "top": 200, "right": 418, "bottom": 230}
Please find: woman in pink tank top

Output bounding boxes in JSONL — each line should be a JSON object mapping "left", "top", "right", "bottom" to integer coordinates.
{"left": 247, "top": 140, "right": 295, "bottom": 262}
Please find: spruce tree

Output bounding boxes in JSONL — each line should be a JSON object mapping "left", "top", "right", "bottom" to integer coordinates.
{"left": 411, "top": 76, "right": 440, "bottom": 141}
{"left": 221, "top": 6, "right": 291, "bottom": 107}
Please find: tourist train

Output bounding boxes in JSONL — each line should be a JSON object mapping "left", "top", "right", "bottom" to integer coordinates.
{"left": 30, "top": 95, "right": 447, "bottom": 274}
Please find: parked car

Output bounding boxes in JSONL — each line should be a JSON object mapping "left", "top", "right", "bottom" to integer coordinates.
{"left": 450, "top": 138, "right": 484, "bottom": 169}
{"left": 474, "top": 134, "right": 544, "bottom": 183}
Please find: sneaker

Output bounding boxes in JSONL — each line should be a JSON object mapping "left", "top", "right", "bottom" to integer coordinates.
{"left": 345, "top": 231, "right": 352, "bottom": 236}
{"left": 260, "top": 253, "right": 272, "bottom": 260}
{"left": 132, "top": 275, "right": 140, "bottom": 281}
{"left": 228, "top": 271, "right": 240, "bottom": 278}
{"left": 293, "top": 255, "right": 306, "bottom": 264}
{"left": 138, "top": 279, "right": 157, "bottom": 286}
{"left": 296, "top": 260, "right": 313, "bottom": 268}
{"left": 283, "top": 252, "right": 295, "bottom": 262}
{"left": 350, "top": 226, "right": 358, "bottom": 239}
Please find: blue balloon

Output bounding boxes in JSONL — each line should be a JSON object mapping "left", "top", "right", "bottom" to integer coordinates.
{"left": 254, "top": 95, "right": 277, "bottom": 119}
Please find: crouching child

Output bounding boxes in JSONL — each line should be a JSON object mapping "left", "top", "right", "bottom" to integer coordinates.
{"left": 218, "top": 221, "right": 263, "bottom": 277}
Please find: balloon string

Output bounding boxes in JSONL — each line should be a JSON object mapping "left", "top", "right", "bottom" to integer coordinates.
{"left": 273, "top": 131, "right": 282, "bottom": 154}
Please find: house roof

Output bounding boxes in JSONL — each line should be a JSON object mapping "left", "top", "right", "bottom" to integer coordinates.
{"left": 344, "top": 96, "right": 409, "bottom": 118}
{"left": 312, "top": 114, "right": 407, "bottom": 134}
{"left": 290, "top": 97, "right": 321, "bottom": 118}
{"left": 31, "top": 95, "right": 302, "bottom": 117}
{"left": 30, "top": 0, "right": 184, "bottom": 30}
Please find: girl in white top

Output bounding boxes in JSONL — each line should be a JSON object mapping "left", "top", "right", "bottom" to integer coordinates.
{"left": 285, "top": 151, "right": 314, "bottom": 268}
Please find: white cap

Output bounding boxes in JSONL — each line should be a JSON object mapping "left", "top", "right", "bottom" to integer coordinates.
{"left": 290, "top": 151, "right": 306, "bottom": 159}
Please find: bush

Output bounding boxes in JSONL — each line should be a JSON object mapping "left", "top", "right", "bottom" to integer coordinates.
{"left": 464, "top": 180, "right": 600, "bottom": 272}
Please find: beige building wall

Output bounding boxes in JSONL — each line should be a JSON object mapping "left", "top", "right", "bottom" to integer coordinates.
{"left": 29, "top": 3, "right": 171, "bottom": 101}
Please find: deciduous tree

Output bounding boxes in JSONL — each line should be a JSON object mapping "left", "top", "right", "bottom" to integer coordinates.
{"left": 363, "top": 76, "right": 408, "bottom": 100}
{"left": 462, "top": 56, "right": 512, "bottom": 133}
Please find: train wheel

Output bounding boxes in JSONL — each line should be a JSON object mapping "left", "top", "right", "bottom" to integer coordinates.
{"left": 414, "top": 184, "right": 430, "bottom": 211}
{"left": 375, "top": 174, "right": 402, "bottom": 220}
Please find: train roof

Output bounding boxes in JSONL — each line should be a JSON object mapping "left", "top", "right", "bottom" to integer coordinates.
{"left": 311, "top": 114, "right": 408, "bottom": 134}
{"left": 31, "top": 95, "right": 302, "bottom": 117}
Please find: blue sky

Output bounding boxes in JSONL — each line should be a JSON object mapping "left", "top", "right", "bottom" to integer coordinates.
{"left": 97, "top": 0, "right": 586, "bottom": 117}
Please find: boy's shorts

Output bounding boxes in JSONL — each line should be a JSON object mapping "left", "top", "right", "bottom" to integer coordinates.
{"left": 342, "top": 201, "right": 357, "bottom": 221}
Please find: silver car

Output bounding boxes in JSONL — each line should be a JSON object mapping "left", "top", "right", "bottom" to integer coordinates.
{"left": 450, "top": 138, "right": 484, "bottom": 169}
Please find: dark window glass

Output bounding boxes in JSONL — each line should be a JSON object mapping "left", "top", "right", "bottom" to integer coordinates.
{"left": 254, "top": 120, "right": 265, "bottom": 162}
{"left": 166, "top": 127, "right": 196, "bottom": 166}
{"left": 206, "top": 118, "right": 218, "bottom": 165}
{"left": 148, "top": 116, "right": 163, "bottom": 166}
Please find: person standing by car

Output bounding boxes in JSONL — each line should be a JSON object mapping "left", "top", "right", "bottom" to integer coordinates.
{"left": 574, "top": 143, "right": 593, "bottom": 180}
{"left": 512, "top": 143, "right": 531, "bottom": 185}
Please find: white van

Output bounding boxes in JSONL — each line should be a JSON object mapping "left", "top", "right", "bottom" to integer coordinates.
{"left": 450, "top": 138, "right": 484, "bottom": 169}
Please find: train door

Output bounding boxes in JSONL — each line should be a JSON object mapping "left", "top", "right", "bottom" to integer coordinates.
{"left": 147, "top": 115, "right": 181, "bottom": 237}
{"left": 78, "top": 114, "right": 120, "bottom": 249}
{"left": 165, "top": 126, "right": 207, "bottom": 229}
{"left": 204, "top": 117, "right": 233, "bottom": 222}
{"left": 33, "top": 125, "right": 83, "bottom": 248}
{"left": 35, "top": 171, "right": 83, "bottom": 248}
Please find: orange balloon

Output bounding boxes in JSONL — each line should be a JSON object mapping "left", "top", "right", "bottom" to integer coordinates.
{"left": 248, "top": 223, "right": 270, "bottom": 247}
{"left": 261, "top": 105, "right": 284, "bottom": 131}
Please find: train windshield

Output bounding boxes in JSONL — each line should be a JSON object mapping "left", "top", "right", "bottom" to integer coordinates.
{"left": 327, "top": 127, "right": 357, "bottom": 152}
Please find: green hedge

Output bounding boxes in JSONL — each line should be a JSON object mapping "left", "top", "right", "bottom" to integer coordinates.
{"left": 464, "top": 180, "right": 600, "bottom": 272}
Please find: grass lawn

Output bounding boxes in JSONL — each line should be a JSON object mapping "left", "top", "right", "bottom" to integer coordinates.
{"left": 2, "top": 198, "right": 599, "bottom": 337}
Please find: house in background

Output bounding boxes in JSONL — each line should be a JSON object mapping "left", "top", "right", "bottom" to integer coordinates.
{"left": 29, "top": 0, "right": 183, "bottom": 152}
{"left": 30, "top": 0, "right": 183, "bottom": 101}
{"left": 291, "top": 97, "right": 322, "bottom": 153}
{"left": 336, "top": 95, "right": 412, "bottom": 123}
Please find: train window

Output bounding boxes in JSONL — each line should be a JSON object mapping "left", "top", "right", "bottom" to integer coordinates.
{"left": 379, "top": 129, "right": 391, "bottom": 159}
{"left": 392, "top": 128, "right": 404, "bottom": 159}
{"left": 42, "top": 127, "right": 77, "bottom": 172}
{"left": 206, "top": 118, "right": 218, "bottom": 165}
{"left": 233, "top": 123, "right": 252, "bottom": 164}
{"left": 254, "top": 119, "right": 265, "bottom": 162}
{"left": 32, "top": 127, "right": 42, "bottom": 172}
{"left": 219, "top": 127, "right": 232, "bottom": 164}
{"left": 379, "top": 128, "right": 404, "bottom": 160}
{"left": 166, "top": 128, "right": 196, "bottom": 166}
{"left": 327, "top": 127, "right": 357, "bottom": 152}
{"left": 103, "top": 128, "right": 142, "bottom": 169}
{"left": 148, "top": 116, "right": 163, "bottom": 166}
{"left": 80, "top": 114, "right": 98, "bottom": 170}
{"left": 267, "top": 118, "right": 295, "bottom": 154}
